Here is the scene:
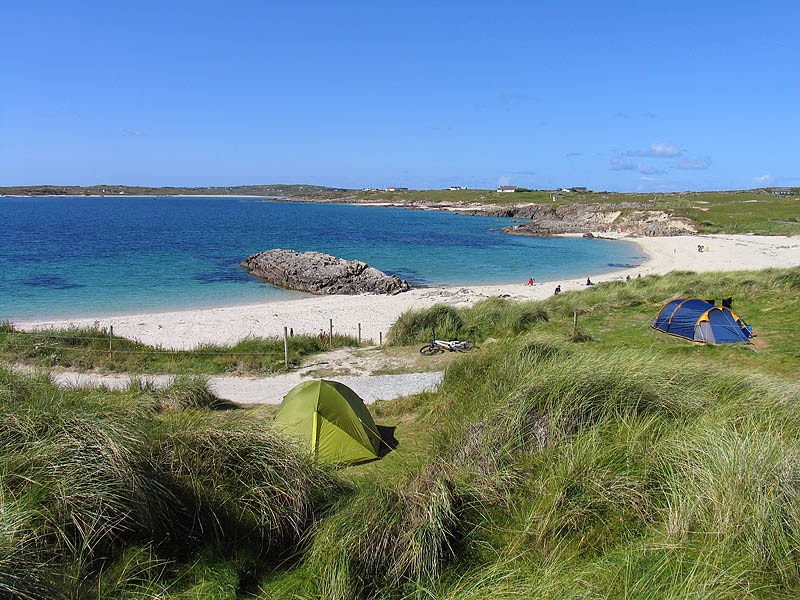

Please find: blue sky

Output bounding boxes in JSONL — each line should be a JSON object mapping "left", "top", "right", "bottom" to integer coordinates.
{"left": 2, "top": 0, "right": 798, "bottom": 192}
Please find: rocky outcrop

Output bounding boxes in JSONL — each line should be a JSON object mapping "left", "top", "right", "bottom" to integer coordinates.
{"left": 501, "top": 203, "right": 696, "bottom": 237}
{"left": 241, "top": 249, "right": 410, "bottom": 295}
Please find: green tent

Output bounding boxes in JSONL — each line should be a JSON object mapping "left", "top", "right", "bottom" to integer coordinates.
{"left": 273, "top": 379, "right": 383, "bottom": 465}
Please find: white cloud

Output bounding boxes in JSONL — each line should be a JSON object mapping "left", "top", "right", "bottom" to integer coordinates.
{"left": 610, "top": 155, "right": 636, "bottom": 171}
{"left": 609, "top": 155, "right": 663, "bottom": 174}
{"left": 753, "top": 174, "right": 773, "bottom": 186}
{"left": 626, "top": 142, "right": 682, "bottom": 158}
{"left": 123, "top": 128, "right": 145, "bottom": 137}
{"left": 637, "top": 164, "right": 664, "bottom": 175}
{"left": 677, "top": 155, "right": 712, "bottom": 170}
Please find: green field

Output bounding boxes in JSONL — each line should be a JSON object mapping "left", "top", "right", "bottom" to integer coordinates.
{"left": 353, "top": 188, "right": 800, "bottom": 235}
{"left": 3, "top": 267, "right": 800, "bottom": 598}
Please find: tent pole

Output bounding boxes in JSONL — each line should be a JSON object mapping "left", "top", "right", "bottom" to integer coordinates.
{"left": 311, "top": 410, "right": 319, "bottom": 456}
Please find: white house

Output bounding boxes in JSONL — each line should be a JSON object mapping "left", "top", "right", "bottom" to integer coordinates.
{"left": 497, "top": 185, "right": 517, "bottom": 193}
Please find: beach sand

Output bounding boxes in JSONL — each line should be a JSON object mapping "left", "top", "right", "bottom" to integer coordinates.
{"left": 17, "top": 234, "right": 800, "bottom": 351}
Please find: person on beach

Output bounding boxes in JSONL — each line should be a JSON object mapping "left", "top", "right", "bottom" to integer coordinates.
{"left": 586, "top": 277, "right": 593, "bottom": 286}
{"left": 554, "top": 284, "right": 561, "bottom": 295}
{"left": 527, "top": 277, "right": 534, "bottom": 286}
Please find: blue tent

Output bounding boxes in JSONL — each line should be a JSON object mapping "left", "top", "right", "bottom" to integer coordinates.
{"left": 652, "top": 298, "right": 752, "bottom": 344}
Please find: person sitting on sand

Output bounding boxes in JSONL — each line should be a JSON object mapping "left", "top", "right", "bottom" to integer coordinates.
{"left": 586, "top": 277, "right": 593, "bottom": 286}
{"left": 554, "top": 284, "right": 561, "bottom": 295}
{"left": 527, "top": 277, "right": 534, "bottom": 286}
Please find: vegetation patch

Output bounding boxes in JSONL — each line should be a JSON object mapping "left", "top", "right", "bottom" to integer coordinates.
{"left": 3, "top": 267, "right": 800, "bottom": 598}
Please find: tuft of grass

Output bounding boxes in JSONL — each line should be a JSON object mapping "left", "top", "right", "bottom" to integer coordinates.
{"left": 0, "top": 365, "right": 350, "bottom": 597}
{"left": 148, "top": 410, "right": 350, "bottom": 557}
{"left": 158, "top": 375, "right": 223, "bottom": 411}
{"left": 388, "top": 298, "right": 552, "bottom": 347}
{"left": 772, "top": 266, "right": 800, "bottom": 291}
{"left": 306, "top": 462, "right": 464, "bottom": 600}
{"left": 387, "top": 304, "right": 466, "bottom": 345}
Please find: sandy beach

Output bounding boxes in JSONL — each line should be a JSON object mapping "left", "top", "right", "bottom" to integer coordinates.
{"left": 16, "top": 234, "right": 800, "bottom": 351}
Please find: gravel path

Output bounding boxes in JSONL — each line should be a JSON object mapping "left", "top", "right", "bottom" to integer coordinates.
{"left": 51, "top": 370, "right": 444, "bottom": 405}
{"left": 48, "top": 346, "right": 448, "bottom": 405}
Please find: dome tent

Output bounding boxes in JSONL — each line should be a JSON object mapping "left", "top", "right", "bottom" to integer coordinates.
{"left": 652, "top": 298, "right": 752, "bottom": 344}
{"left": 273, "top": 379, "right": 383, "bottom": 465}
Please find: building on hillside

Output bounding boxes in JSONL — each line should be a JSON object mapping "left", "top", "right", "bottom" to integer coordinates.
{"left": 497, "top": 185, "right": 517, "bottom": 193}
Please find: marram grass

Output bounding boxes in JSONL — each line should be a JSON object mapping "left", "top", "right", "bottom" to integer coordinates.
{"left": 4, "top": 267, "right": 800, "bottom": 598}
{"left": 306, "top": 461, "right": 465, "bottom": 600}
{"left": 0, "top": 364, "right": 348, "bottom": 598}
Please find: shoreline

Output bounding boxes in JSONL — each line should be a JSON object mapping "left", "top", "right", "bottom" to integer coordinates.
{"left": 15, "top": 234, "right": 800, "bottom": 351}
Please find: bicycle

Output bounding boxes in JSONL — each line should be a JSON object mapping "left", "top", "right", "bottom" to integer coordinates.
{"left": 419, "top": 337, "right": 476, "bottom": 355}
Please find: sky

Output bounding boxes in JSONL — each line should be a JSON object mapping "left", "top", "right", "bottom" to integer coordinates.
{"left": 1, "top": 0, "right": 798, "bottom": 193}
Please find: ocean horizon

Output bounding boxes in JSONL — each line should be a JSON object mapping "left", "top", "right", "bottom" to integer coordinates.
{"left": 0, "top": 196, "right": 646, "bottom": 321}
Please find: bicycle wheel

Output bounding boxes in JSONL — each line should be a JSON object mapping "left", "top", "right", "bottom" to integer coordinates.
{"left": 456, "top": 339, "right": 476, "bottom": 351}
{"left": 420, "top": 344, "right": 443, "bottom": 355}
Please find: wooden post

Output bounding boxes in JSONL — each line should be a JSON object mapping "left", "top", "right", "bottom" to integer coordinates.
{"left": 329, "top": 319, "right": 333, "bottom": 349}
{"left": 283, "top": 326, "right": 289, "bottom": 369}
{"left": 109, "top": 325, "right": 113, "bottom": 358}
{"left": 379, "top": 331, "right": 383, "bottom": 345}
{"left": 358, "top": 323, "right": 361, "bottom": 344}
{"left": 573, "top": 312, "right": 578, "bottom": 329}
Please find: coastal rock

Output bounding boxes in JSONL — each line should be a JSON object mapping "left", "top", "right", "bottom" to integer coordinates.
{"left": 501, "top": 203, "right": 696, "bottom": 237}
{"left": 241, "top": 249, "right": 410, "bottom": 295}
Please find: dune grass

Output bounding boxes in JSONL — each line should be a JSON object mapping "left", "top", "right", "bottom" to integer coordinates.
{"left": 388, "top": 266, "right": 800, "bottom": 379}
{"left": 3, "top": 267, "right": 800, "bottom": 598}
{"left": 0, "top": 365, "right": 348, "bottom": 598}
{"left": 0, "top": 327, "right": 361, "bottom": 375}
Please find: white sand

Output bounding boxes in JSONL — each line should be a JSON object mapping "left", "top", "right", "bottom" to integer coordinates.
{"left": 16, "top": 234, "right": 800, "bottom": 351}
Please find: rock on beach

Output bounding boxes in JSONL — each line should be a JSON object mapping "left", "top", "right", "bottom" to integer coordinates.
{"left": 241, "top": 248, "right": 411, "bottom": 295}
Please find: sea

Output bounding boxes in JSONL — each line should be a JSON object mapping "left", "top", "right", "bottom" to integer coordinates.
{"left": 0, "top": 196, "right": 646, "bottom": 321}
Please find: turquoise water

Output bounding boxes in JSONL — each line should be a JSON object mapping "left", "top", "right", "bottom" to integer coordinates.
{"left": 0, "top": 196, "right": 646, "bottom": 320}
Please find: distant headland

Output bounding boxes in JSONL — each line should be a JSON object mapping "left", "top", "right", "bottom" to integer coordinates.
{"left": 2, "top": 184, "right": 798, "bottom": 237}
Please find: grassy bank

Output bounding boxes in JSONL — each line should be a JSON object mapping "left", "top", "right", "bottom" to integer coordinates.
{"left": 0, "top": 326, "right": 361, "bottom": 375}
{"left": 351, "top": 188, "right": 800, "bottom": 235}
{"left": 3, "top": 268, "right": 800, "bottom": 598}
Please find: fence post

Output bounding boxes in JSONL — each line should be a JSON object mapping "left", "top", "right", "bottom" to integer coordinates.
{"left": 358, "top": 323, "right": 361, "bottom": 344}
{"left": 573, "top": 312, "right": 578, "bottom": 329}
{"left": 329, "top": 319, "right": 333, "bottom": 349}
{"left": 379, "top": 331, "right": 383, "bottom": 345}
{"left": 284, "top": 326, "right": 289, "bottom": 369}
{"left": 109, "top": 325, "right": 113, "bottom": 358}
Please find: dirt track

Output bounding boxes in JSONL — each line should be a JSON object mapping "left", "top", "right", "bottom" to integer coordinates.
{"left": 50, "top": 346, "right": 450, "bottom": 405}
